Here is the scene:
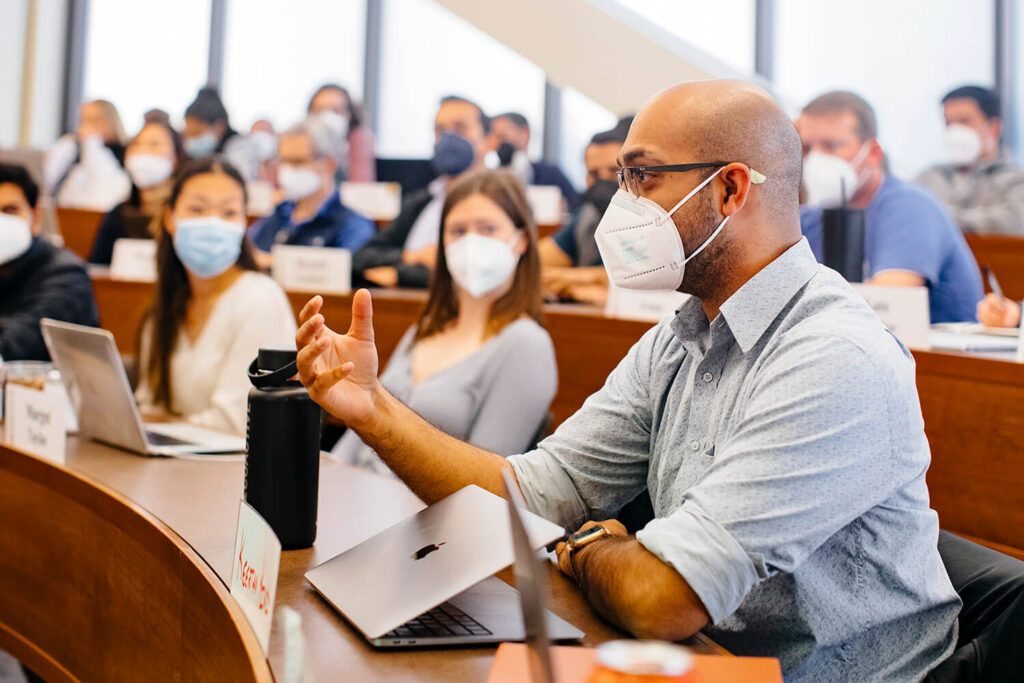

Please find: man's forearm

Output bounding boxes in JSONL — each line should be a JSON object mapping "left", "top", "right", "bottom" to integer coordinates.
{"left": 353, "top": 384, "right": 512, "bottom": 504}
{"left": 574, "top": 536, "right": 710, "bottom": 641}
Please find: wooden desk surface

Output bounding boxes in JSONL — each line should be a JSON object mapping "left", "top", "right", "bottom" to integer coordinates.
{"left": 89, "top": 276, "right": 1024, "bottom": 558}
{"left": 60, "top": 438, "right": 721, "bottom": 680}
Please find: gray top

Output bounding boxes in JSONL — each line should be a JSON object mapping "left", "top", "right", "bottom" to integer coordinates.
{"left": 916, "top": 157, "right": 1024, "bottom": 234}
{"left": 333, "top": 318, "right": 557, "bottom": 474}
{"left": 510, "top": 238, "right": 959, "bottom": 681}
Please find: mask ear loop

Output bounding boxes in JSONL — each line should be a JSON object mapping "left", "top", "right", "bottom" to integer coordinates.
{"left": 662, "top": 166, "right": 727, "bottom": 223}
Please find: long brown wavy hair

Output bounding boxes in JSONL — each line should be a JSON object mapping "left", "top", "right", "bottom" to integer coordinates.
{"left": 414, "top": 169, "right": 543, "bottom": 341}
{"left": 140, "top": 157, "right": 258, "bottom": 409}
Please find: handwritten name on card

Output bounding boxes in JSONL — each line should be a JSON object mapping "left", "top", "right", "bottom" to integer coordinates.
{"left": 272, "top": 245, "right": 352, "bottom": 295}
{"left": 230, "top": 500, "right": 282, "bottom": 654}
{"left": 4, "top": 383, "right": 66, "bottom": 464}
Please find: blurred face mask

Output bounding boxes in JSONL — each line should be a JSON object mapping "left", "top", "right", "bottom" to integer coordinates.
{"left": 0, "top": 213, "right": 33, "bottom": 265}
{"left": 172, "top": 216, "right": 245, "bottom": 278}
{"left": 184, "top": 132, "right": 219, "bottom": 158}
{"left": 432, "top": 132, "right": 476, "bottom": 177}
{"left": 801, "top": 142, "right": 871, "bottom": 208}
{"left": 312, "top": 110, "right": 349, "bottom": 139}
{"left": 445, "top": 232, "right": 521, "bottom": 298}
{"left": 278, "top": 164, "right": 322, "bottom": 201}
{"left": 945, "top": 124, "right": 983, "bottom": 165}
{"left": 125, "top": 154, "right": 174, "bottom": 188}
{"left": 596, "top": 167, "right": 730, "bottom": 292}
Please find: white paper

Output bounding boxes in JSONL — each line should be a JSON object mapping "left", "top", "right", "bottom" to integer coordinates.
{"left": 4, "top": 383, "right": 66, "bottom": 464}
{"left": 110, "top": 238, "right": 157, "bottom": 282}
{"left": 340, "top": 182, "right": 401, "bottom": 221}
{"left": 851, "top": 283, "right": 930, "bottom": 349}
{"left": 247, "top": 180, "right": 277, "bottom": 217}
{"left": 230, "top": 500, "right": 282, "bottom": 655}
{"left": 526, "top": 185, "right": 563, "bottom": 225}
{"left": 272, "top": 245, "right": 351, "bottom": 294}
{"left": 605, "top": 285, "right": 689, "bottom": 322}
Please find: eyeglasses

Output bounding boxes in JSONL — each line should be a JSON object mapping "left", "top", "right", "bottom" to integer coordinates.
{"left": 616, "top": 162, "right": 767, "bottom": 198}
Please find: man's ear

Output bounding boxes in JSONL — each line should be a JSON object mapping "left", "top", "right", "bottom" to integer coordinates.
{"left": 719, "top": 163, "right": 753, "bottom": 217}
{"left": 864, "top": 139, "right": 886, "bottom": 170}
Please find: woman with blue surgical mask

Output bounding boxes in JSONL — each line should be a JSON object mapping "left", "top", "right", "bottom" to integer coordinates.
{"left": 135, "top": 158, "right": 296, "bottom": 435}
{"left": 331, "top": 169, "right": 556, "bottom": 474}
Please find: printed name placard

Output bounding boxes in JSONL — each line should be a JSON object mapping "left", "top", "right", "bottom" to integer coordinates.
{"left": 272, "top": 245, "right": 352, "bottom": 294}
{"left": 526, "top": 185, "right": 563, "bottom": 226}
{"left": 605, "top": 286, "right": 689, "bottom": 322}
{"left": 851, "top": 283, "right": 930, "bottom": 349}
{"left": 4, "top": 383, "right": 66, "bottom": 464}
{"left": 230, "top": 500, "right": 282, "bottom": 654}
{"left": 341, "top": 182, "right": 402, "bottom": 221}
{"left": 110, "top": 238, "right": 157, "bottom": 282}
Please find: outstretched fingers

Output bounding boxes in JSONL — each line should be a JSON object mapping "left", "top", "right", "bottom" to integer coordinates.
{"left": 311, "top": 361, "right": 356, "bottom": 398}
{"left": 347, "top": 289, "right": 375, "bottom": 343}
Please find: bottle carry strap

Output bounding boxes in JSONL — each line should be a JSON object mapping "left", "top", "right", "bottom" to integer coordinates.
{"left": 247, "top": 358, "right": 299, "bottom": 389}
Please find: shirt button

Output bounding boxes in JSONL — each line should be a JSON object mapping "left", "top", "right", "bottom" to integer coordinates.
{"left": 702, "top": 372, "right": 714, "bottom": 383}
{"left": 690, "top": 440, "right": 700, "bottom": 451}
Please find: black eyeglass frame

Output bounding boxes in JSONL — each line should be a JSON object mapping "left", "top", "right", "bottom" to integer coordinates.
{"left": 616, "top": 162, "right": 728, "bottom": 197}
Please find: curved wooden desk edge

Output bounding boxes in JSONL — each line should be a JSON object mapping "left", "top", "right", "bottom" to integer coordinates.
{"left": 0, "top": 444, "right": 272, "bottom": 682}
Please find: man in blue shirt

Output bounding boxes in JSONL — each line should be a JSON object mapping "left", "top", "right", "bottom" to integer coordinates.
{"left": 796, "top": 91, "right": 983, "bottom": 323}
{"left": 249, "top": 122, "right": 375, "bottom": 261}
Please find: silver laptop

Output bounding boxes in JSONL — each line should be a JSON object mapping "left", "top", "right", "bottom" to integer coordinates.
{"left": 40, "top": 319, "right": 246, "bottom": 456}
{"left": 305, "top": 483, "right": 585, "bottom": 648}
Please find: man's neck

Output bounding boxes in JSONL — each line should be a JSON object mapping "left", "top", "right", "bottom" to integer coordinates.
{"left": 850, "top": 172, "right": 883, "bottom": 209}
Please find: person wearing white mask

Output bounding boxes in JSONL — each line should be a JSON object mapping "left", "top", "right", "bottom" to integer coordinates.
{"left": 89, "top": 121, "right": 183, "bottom": 265}
{"left": 331, "top": 169, "right": 555, "bottom": 474}
{"left": 916, "top": 85, "right": 1024, "bottom": 236}
{"left": 295, "top": 81, "right": 961, "bottom": 681}
{"left": 796, "top": 90, "right": 983, "bottom": 323}
{"left": 306, "top": 83, "right": 376, "bottom": 183}
{"left": 50, "top": 99, "right": 132, "bottom": 211}
{"left": 135, "top": 158, "right": 295, "bottom": 436}
{"left": 247, "top": 123, "right": 375, "bottom": 269}
{"left": 0, "top": 163, "right": 99, "bottom": 360}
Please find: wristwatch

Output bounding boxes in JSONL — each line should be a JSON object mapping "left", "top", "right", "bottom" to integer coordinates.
{"left": 565, "top": 524, "right": 610, "bottom": 559}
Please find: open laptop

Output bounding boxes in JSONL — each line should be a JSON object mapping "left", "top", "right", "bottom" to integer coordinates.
{"left": 40, "top": 319, "right": 246, "bottom": 456}
{"left": 305, "top": 482, "right": 585, "bottom": 648}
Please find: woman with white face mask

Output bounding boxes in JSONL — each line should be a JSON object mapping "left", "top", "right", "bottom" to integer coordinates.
{"left": 331, "top": 170, "right": 556, "bottom": 474}
{"left": 306, "top": 82, "right": 377, "bottom": 183}
{"left": 89, "top": 122, "right": 183, "bottom": 265}
{"left": 135, "top": 158, "right": 297, "bottom": 435}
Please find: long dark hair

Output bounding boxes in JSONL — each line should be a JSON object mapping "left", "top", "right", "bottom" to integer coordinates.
{"left": 141, "top": 157, "right": 258, "bottom": 409}
{"left": 414, "top": 170, "right": 543, "bottom": 341}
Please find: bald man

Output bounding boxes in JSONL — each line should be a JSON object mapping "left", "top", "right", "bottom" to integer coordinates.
{"left": 295, "top": 80, "right": 958, "bottom": 680}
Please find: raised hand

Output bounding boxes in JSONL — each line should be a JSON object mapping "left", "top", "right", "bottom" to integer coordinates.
{"left": 295, "top": 289, "right": 381, "bottom": 428}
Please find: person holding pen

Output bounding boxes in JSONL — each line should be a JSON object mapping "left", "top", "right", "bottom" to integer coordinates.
{"left": 976, "top": 268, "right": 1022, "bottom": 327}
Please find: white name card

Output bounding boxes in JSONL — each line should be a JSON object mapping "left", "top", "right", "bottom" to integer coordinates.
{"left": 341, "top": 182, "right": 401, "bottom": 221}
{"left": 526, "top": 185, "right": 563, "bottom": 226}
{"left": 851, "top": 283, "right": 930, "bottom": 349}
{"left": 4, "top": 383, "right": 66, "bottom": 465}
{"left": 230, "top": 500, "right": 282, "bottom": 655}
{"left": 605, "top": 286, "right": 689, "bottom": 322}
{"left": 247, "top": 180, "right": 277, "bottom": 217}
{"left": 110, "top": 238, "right": 157, "bottom": 282}
{"left": 272, "top": 245, "right": 351, "bottom": 294}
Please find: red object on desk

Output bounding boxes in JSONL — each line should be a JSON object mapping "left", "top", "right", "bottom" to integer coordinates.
{"left": 487, "top": 643, "right": 782, "bottom": 683}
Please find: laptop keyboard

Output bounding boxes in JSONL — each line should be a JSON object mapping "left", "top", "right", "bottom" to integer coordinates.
{"left": 144, "top": 431, "right": 192, "bottom": 446}
{"left": 383, "top": 601, "right": 493, "bottom": 639}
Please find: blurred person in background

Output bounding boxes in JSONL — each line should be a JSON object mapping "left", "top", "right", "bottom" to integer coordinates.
{"left": 135, "top": 158, "right": 295, "bottom": 436}
{"left": 353, "top": 95, "right": 491, "bottom": 289}
{"left": 0, "top": 163, "right": 99, "bottom": 360}
{"left": 796, "top": 90, "right": 983, "bottom": 323}
{"left": 182, "top": 87, "right": 260, "bottom": 180}
{"left": 47, "top": 99, "right": 132, "bottom": 211}
{"left": 917, "top": 85, "right": 1024, "bottom": 235}
{"left": 248, "top": 119, "right": 279, "bottom": 183}
{"left": 306, "top": 83, "right": 376, "bottom": 183}
{"left": 488, "top": 111, "right": 579, "bottom": 209}
{"left": 248, "top": 122, "right": 375, "bottom": 268}
{"left": 332, "top": 170, "right": 555, "bottom": 473}
{"left": 90, "top": 121, "right": 184, "bottom": 265}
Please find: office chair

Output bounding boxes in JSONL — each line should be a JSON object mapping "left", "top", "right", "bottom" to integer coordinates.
{"left": 926, "top": 531, "right": 1024, "bottom": 682}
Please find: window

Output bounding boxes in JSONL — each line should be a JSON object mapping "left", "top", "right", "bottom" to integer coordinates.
{"left": 377, "top": 0, "right": 546, "bottom": 158}
{"left": 775, "top": 0, "right": 995, "bottom": 178}
{"left": 559, "top": 87, "right": 619, "bottom": 189}
{"left": 222, "top": 0, "right": 366, "bottom": 132}
{"left": 83, "top": 0, "right": 212, "bottom": 133}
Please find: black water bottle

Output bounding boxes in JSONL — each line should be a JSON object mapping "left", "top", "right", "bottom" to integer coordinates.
{"left": 822, "top": 207, "right": 866, "bottom": 282}
{"left": 245, "top": 348, "right": 321, "bottom": 549}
